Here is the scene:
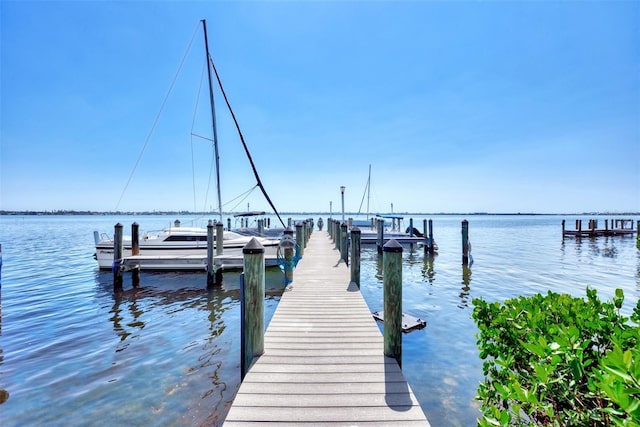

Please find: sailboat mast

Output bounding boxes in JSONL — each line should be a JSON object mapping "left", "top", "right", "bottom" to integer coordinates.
{"left": 201, "top": 19, "right": 223, "bottom": 224}
{"left": 366, "top": 164, "right": 371, "bottom": 219}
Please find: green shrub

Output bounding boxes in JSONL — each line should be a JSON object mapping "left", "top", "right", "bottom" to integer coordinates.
{"left": 472, "top": 289, "right": 640, "bottom": 426}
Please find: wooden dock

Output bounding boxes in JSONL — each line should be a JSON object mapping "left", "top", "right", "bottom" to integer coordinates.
{"left": 562, "top": 219, "right": 638, "bottom": 238}
{"left": 223, "top": 232, "right": 430, "bottom": 426}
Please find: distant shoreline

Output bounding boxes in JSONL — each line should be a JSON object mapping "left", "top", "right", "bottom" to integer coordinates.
{"left": 1, "top": 210, "right": 638, "bottom": 217}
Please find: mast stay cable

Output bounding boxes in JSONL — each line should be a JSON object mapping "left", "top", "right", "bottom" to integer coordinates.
{"left": 115, "top": 22, "right": 201, "bottom": 212}
{"left": 206, "top": 52, "right": 286, "bottom": 228}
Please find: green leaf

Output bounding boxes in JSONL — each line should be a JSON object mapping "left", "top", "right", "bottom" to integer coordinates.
{"left": 603, "top": 364, "right": 635, "bottom": 383}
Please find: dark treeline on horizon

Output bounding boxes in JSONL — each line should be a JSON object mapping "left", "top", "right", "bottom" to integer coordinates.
{"left": 1, "top": 210, "right": 638, "bottom": 217}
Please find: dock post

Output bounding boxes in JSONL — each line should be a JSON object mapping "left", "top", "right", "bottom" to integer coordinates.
{"left": 409, "top": 218, "right": 414, "bottom": 236}
{"left": 295, "top": 222, "right": 305, "bottom": 258}
{"left": 113, "top": 223, "right": 123, "bottom": 292}
{"left": 283, "top": 227, "right": 295, "bottom": 285}
{"left": 207, "top": 220, "right": 216, "bottom": 288}
{"left": 423, "top": 219, "right": 428, "bottom": 253}
{"left": 350, "top": 226, "right": 361, "bottom": 288}
{"left": 304, "top": 220, "right": 310, "bottom": 247}
{"left": 423, "top": 219, "right": 435, "bottom": 254}
{"left": 131, "top": 222, "right": 140, "bottom": 288}
{"left": 216, "top": 222, "right": 224, "bottom": 256}
{"left": 335, "top": 220, "right": 342, "bottom": 250}
{"left": 241, "top": 238, "right": 265, "bottom": 379}
{"left": 462, "top": 220, "right": 470, "bottom": 265}
{"left": 376, "top": 219, "right": 384, "bottom": 254}
{"left": 383, "top": 239, "right": 403, "bottom": 367}
{"left": 562, "top": 219, "right": 566, "bottom": 238}
{"left": 258, "top": 219, "right": 264, "bottom": 236}
{"left": 341, "top": 222, "right": 349, "bottom": 265}
{"left": 578, "top": 219, "right": 582, "bottom": 234}
{"left": 428, "top": 219, "right": 434, "bottom": 254}
{"left": 637, "top": 221, "right": 640, "bottom": 250}
{"left": 227, "top": 218, "right": 231, "bottom": 230}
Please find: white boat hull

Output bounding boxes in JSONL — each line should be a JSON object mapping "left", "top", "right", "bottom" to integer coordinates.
{"left": 94, "top": 226, "right": 281, "bottom": 270}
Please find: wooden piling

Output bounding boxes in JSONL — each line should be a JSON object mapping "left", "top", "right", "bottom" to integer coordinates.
{"left": 409, "top": 218, "right": 414, "bottom": 236}
{"left": 462, "top": 220, "right": 470, "bottom": 265}
{"left": 216, "top": 222, "right": 224, "bottom": 256}
{"left": 241, "top": 238, "right": 265, "bottom": 379}
{"left": 113, "top": 223, "right": 123, "bottom": 291}
{"left": 341, "top": 222, "right": 349, "bottom": 265}
{"left": 350, "top": 226, "right": 361, "bottom": 288}
{"left": 227, "top": 218, "right": 231, "bottom": 230}
{"left": 304, "top": 220, "right": 310, "bottom": 247}
{"left": 283, "top": 227, "right": 295, "bottom": 285}
{"left": 383, "top": 239, "right": 403, "bottom": 367}
{"left": 295, "top": 222, "right": 305, "bottom": 258}
{"left": 428, "top": 219, "right": 435, "bottom": 254}
{"left": 335, "top": 220, "right": 342, "bottom": 251}
{"left": 131, "top": 222, "right": 140, "bottom": 288}
{"left": 637, "top": 221, "right": 640, "bottom": 250}
{"left": 376, "top": 219, "right": 384, "bottom": 254}
{"left": 207, "top": 220, "right": 216, "bottom": 287}
{"left": 423, "top": 219, "right": 435, "bottom": 254}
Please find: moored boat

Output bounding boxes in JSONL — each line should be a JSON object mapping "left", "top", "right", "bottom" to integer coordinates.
{"left": 94, "top": 222, "right": 280, "bottom": 270}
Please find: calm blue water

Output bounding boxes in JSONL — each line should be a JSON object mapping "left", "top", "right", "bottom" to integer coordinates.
{"left": 0, "top": 214, "right": 638, "bottom": 426}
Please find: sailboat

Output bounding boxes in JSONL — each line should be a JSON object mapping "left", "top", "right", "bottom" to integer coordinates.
{"left": 351, "top": 165, "right": 431, "bottom": 246}
{"left": 93, "top": 20, "right": 283, "bottom": 270}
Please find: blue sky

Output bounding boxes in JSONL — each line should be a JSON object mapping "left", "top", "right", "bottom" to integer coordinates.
{"left": 1, "top": 1, "right": 638, "bottom": 214}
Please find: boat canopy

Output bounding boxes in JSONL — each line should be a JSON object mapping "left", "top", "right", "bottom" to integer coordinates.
{"left": 375, "top": 214, "right": 404, "bottom": 220}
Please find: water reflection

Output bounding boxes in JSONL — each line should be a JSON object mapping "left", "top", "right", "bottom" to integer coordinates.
{"left": 422, "top": 255, "right": 436, "bottom": 284}
{"left": 562, "top": 234, "right": 631, "bottom": 260}
{"left": 459, "top": 265, "right": 472, "bottom": 309}
{"left": 0, "top": 287, "right": 6, "bottom": 405}
{"left": 406, "top": 244, "right": 422, "bottom": 266}
{"left": 375, "top": 253, "right": 383, "bottom": 281}
{"left": 92, "top": 268, "right": 285, "bottom": 427}
{"left": 110, "top": 290, "right": 144, "bottom": 351}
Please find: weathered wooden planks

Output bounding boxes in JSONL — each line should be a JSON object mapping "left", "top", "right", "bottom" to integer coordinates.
{"left": 223, "top": 231, "right": 430, "bottom": 426}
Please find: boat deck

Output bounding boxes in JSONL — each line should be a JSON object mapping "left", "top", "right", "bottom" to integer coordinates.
{"left": 223, "top": 232, "right": 430, "bottom": 426}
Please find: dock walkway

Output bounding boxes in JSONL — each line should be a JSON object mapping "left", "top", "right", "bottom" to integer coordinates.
{"left": 224, "top": 231, "right": 430, "bottom": 426}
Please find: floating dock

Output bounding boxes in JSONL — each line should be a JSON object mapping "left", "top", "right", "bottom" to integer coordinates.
{"left": 223, "top": 232, "right": 430, "bottom": 426}
{"left": 562, "top": 219, "right": 637, "bottom": 238}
